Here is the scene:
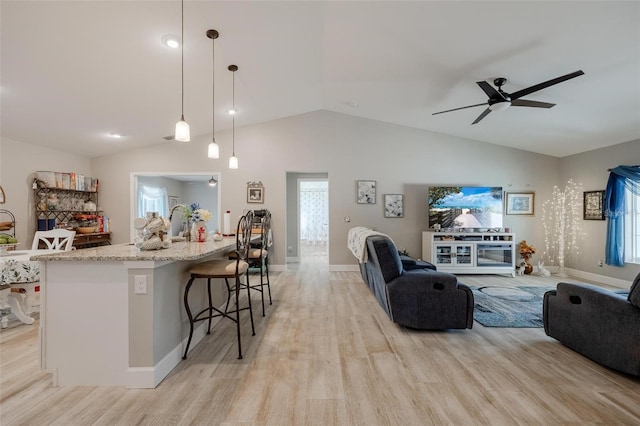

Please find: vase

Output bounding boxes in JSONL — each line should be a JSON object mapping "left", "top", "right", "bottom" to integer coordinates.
{"left": 522, "top": 256, "right": 533, "bottom": 275}
{"left": 191, "top": 221, "right": 208, "bottom": 242}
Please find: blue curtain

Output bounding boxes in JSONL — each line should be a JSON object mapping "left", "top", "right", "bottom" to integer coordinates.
{"left": 605, "top": 165, "right": 640, "bottom": 266}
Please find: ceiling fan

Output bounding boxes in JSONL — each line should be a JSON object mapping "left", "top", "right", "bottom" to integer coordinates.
{"left": 432, "top": 70, "right": 584, "bottom": 125}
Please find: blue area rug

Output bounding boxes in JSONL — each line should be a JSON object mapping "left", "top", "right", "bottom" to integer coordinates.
{"left": 470, "top": 286, "right": 554, "bottom": 328}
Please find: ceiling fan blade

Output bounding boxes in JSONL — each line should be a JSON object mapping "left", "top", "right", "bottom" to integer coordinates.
{"left": 509, "top": 70, "right": 584, "bottom": 100}
{"left": 432, "top": 102, "right": 487, "bottom": 116}
{"left": 476, "top": 81, "right": 505, "bottom": 100}
{"left": 511, "top": 99, "right": 556, "bottom": 108}
{"left": 471, "top": 108, "right": 491, "bottom": 125}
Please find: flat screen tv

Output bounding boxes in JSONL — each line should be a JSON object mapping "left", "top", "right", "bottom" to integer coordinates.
{"left": 428, "top": 186, "right": 503, "bottom": 230}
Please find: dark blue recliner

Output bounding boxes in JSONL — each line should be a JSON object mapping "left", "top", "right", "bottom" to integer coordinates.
{"left": 543, "top": 273, "right": 640, "bottom": 376}
{"left": 359, "top": 235, "right": 474, "bottom": 330}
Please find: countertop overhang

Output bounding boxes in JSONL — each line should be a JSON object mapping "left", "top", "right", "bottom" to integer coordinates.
{"left": 30, "top": 237, "right": 240, "bottom": 262}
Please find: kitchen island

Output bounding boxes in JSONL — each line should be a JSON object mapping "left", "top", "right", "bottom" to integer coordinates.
{"left": 32, "top": 238, "right": 243, "bottom": 388}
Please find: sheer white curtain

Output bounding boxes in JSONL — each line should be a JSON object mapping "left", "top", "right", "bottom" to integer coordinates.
{"left": 137, "top": 185, "right": 169, "bottom": 218}
{"left": 300, "top": 181, "right": 328, "bottom": 244}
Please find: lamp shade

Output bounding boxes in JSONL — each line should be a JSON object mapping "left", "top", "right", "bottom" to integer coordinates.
{"left": 489, "top": 101, "right": 511, "bottom": 112}
{"left": 175, "top": 117, "right": 190, "bottom": 142}
{"left": 208, "top": 141, "right": 219, "bottom": 158}
{"left": 229, "top": 155, "right": 238, "bottom": 169}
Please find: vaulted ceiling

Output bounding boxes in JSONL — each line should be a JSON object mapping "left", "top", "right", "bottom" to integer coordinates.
{"left": 2, "top": 1, "right": 639, "bottom": 159}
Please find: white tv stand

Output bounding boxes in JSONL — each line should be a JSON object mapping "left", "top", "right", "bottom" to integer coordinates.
{"left": 422, "top": 231, "right": 516, "bottom": 277}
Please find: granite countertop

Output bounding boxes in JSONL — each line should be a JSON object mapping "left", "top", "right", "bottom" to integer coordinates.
{"left": 30, "top": 237, "right": 239, "bottom": 262}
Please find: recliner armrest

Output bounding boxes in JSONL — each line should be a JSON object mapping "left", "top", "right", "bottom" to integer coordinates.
{"left": 553, "top": 282, "right": 634, "bottom": 315}
{"left": 390, "top": 269, "right": 460, "bottom": 292}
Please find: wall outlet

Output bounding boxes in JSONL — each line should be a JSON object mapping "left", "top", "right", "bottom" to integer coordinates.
{"left": 598, "top": 259, "right": 604, "bottom": 267}
{"left": 134, "top": 275, "right": 147, "bottom": 294}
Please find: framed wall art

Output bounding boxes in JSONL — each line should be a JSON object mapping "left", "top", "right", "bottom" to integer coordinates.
{"left": 384, "top": 194, "right": 404, "bottom": 218}
{"left": 247, "top": 181, "right": 264, "bottom": 203}
{"left": 357, "top": 180, "right": 376, "bottom": 204}
{"left": 505, "top": 191, "right": 535, "bottom": 215}
{"left": 583, "top": 190, "right": 605, "bottom": 220}
{"left": 168, "top": 195, "right": 179, "bottom": 210}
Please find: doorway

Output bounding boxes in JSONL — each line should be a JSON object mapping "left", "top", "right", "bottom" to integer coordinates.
{"left": 299, "top": 179, "right": 329, "bottom": 261}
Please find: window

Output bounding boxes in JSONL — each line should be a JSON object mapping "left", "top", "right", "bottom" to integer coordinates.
{"left": 625, "top": 189, "right": 640, "bottom": 264}
{"left": 137, "top": 185, "right": 168, "bottom": 219}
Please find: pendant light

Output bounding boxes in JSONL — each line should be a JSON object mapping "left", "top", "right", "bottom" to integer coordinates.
{"left": 174, "top": 0, "right": 190, "bottom": 142}
{"left": 228, "top": 64, "right": 239, "bottom": 169}
{"left": 206, "top": 29, "right": 220, "bottom": 158}
{"left": 208, "top": 176, "right": 218, "bottom": 187}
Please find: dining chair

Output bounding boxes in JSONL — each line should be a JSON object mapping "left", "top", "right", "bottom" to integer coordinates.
{"left": 182, "top": 211, "right": 255, "bottom": 360}
{"left": 7, "top": 229, "right": 77, "bottom": 325}
{"left": 31, "top": 229, "right": 76, "bottom": 251}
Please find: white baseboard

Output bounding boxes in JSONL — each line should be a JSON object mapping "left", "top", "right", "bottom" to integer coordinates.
{"left": 126, "top": 319, "right": 209, "bottom": 388}
{"left": 286, "top": 257, "right": 299, "bottom": 263}
{"left": 564, "top": 268, "right": 632, "bottom": 289}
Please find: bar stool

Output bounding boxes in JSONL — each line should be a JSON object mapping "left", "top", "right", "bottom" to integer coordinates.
{"left": 229, "top": 210, "right": 272, "bottom": 316}
{"left": 182, "top": 212, "right": 255, "bottom": 360}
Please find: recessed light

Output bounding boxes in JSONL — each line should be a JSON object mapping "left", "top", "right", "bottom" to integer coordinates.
{"left": 108, "top": 132, "right": 123, "bottom": 139}
{"left": 227, "top": 108, "right": 236, "bottom": 115}
{"left": 161, "top": 34, "right": 181, "bottom": 49}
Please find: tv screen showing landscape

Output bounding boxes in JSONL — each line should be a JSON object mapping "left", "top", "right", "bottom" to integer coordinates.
{"left": 428, "top": 186, "right": 503, "bottom": 229}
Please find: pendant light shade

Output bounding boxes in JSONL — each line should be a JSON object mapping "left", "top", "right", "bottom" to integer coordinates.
{"left": 175, "top": 0, "right": 190, "bottom": 142}
{"left": 229, "top": 155, "right": 238, "bottom": 169}
{"left": 208, "top": 176, "right": 218, "bottom": 187}
{"left": 228, "top": 64, "right": 238, "bottom": 169}
{"left": 206, "top": 29, "right": 219, "bottom": 158}
{"left": 175, "top": 116, "right": 190, "bottom": 142}
{"left": 208, "top": 141, "right": 219, "bottom": 158}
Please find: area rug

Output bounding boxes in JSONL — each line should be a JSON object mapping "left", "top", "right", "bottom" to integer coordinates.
{"left": 470, "top": 286, "right": 554, "bottom": 328}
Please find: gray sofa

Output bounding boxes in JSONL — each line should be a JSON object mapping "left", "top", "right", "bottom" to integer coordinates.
{"left": 359, "top": 235, "right": 474, "bottom": 330}
{"left": 543, "top": 273, "right": 640, "bottom": 376}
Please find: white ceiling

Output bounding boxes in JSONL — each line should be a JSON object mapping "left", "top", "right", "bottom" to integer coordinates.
{"left": 2, "top": 1, "right": 639, "bottom": 159}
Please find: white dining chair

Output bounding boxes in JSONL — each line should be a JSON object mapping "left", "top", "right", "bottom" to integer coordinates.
{"left": 31, "top": 229, "right": 76, "bottom": 251}
{"left": 6, "top": 229, "right": 78, "bottom": 324}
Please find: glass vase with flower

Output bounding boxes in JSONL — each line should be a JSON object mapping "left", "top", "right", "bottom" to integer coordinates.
{"left": 190, "top": 207, "right": 212, "bottom": 242}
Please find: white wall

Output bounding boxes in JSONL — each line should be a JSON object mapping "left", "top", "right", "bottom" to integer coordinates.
{"left": 0, "top": 137, "right": 91, "bottom": 249}
{"left": 89, "top": 110, "right": 561, "bottom": 267}
{"left": 4, "top": 110, "right": 637, "bottom": 281}
{"left": 559, "top": 139, "right": 640, "bottom": 281}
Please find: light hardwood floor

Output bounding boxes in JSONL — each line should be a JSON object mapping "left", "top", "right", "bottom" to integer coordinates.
{"left": 1, "top": 256, "right": 639, "bottom": 425}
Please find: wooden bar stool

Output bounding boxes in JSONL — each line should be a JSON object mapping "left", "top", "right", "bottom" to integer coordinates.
{"left": 182, "top": 212, "right": 255, "bottom": 360}
{"left": 229, "top": 210, "right": 272, "bottom": 316}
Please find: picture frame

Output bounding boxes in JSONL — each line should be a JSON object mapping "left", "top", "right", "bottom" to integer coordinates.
{"left": 384, "top": 194, "right": 404, "bottom": 218}
{"left": 247, "top": 186, "right": 264, "bottom": 204}
{"left": 583, "top": 190, "right": 605, "bottom": 220}
{"left": 168, "top": 195, "right": 179, "bottom": 210}
{"left": 505, "top": 191, "right": 535, "bottom": 215}
{"left": 357, "top": 180, "right": 376, "bottom": 204}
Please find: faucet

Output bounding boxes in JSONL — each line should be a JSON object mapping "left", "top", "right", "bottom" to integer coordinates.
{"left": 169, "top": 204, "right": 188, "bottom": 222}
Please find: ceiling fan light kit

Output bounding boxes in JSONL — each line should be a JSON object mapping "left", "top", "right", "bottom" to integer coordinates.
{"left": 433, "top": 70, "right": 584, "bottom": 124}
